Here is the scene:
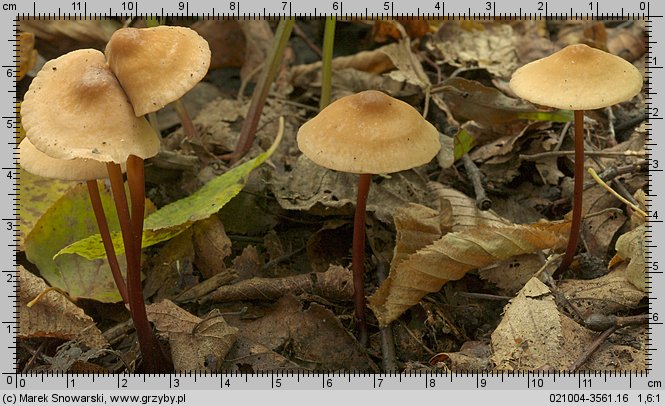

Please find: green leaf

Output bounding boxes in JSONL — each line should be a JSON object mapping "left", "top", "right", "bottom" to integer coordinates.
{"left": 517, "top": 110, "right": 574, "bottom": 123}
{"left": 56, "top": 122, "right": 284, "bottom": 260}
{"left": 453, "top": 129, "right": 475, "bottom": 161}
{"left": 24, "top": 181, "right": 125, "bottom": 303}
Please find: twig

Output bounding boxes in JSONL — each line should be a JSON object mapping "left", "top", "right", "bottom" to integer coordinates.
{"left": 587, "top": 167, "right": 647, "bottom": 219}
{"left": 292, "top": 22, "right": 323, "bottom": 58}
{"left": 583, "top": 160, "right": 647, "bottom": 190}
{"left": 456, "top": 291, "right": 512, "bottom": 301}
{"left": 569, "top": 314, "right": 648, "bottom": 370}
{"left": 461, "top": 154, "right": 491, "bottom": 210}
{"left": 260, "top": 245, "right": 306, "bottom": 272}
{"left": 554, "top": 121, "right": 572, "bottom": 152}
{"left": 520, "top": 150, "right": 645, "bottom": 160}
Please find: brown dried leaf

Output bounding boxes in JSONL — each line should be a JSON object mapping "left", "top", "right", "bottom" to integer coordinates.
{"left": 433, "top": 22, "right": 519, "bottom": 78}
{"left": 372, "top": 19, "right": 430, "bottom": 42}
{"left": 558, "top": 266, "right": 645, "bottom": 316}
{"left": 144, "top": 229, "right": 196, "bottom": 301}
{"left": 19, "top": 19, "right": 119, "bottom": 59}
{"left": 147, "top": 300, "right": 238, "bottom": 372}
{"left": 193, "top": 216, "right": 232, "bottom": 279}
{"left": 369, "top": 220, "right": 570, "bottom": 326}
{"left": 491, "top": 278, "right": 593, "bottom": 370}
{"left": 429, "top": 183, "right": 508, "bottom": 230}
{"left": 233, "top": 295, "right": 374, "bottom": 371}
{"left": 478, "top": 254, "right": 545, "bottom": 295}
{"left": 18, "top": 266, "right": 108, "bottom": 349}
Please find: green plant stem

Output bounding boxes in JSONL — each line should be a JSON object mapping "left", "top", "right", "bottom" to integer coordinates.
{"left": 352, "top": 173, "right": 371, "bottom": 346}
{"left": 558, "top": 110, "right": 585, "bottom": 272}
{"left": 320, "top": 17, "right": 336, "bottom": 110}
{"left": 225, "top": 18, "right": 294, "bottom": 164}
{"left": 85, "top": 180, "right": 128, "bottom": 305}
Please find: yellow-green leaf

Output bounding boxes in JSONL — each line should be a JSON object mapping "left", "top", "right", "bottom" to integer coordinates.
{"left": 24, "top": 181, "right": 125, "bottom": 303}
{"left": 56, "top": 120, "right": 283, "bottom": 260}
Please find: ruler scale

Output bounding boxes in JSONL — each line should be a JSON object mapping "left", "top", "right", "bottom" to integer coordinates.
{"left": 2, "top": 0, "right": 663, "bottom": 404}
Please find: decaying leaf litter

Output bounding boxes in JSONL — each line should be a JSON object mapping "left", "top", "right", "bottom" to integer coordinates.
{"left": 16, "top": 18, "right": 648, "bottom": 372}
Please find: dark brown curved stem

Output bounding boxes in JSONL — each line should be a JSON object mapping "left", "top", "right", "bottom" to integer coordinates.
{"left": 85, "top": 180, "right": 128, "bottom": 305}
{"left": 558, "top": 110, "right": 585, "bottom": 273}
{"left": 352, "top": 173, "right": 371, "bottom": 346}
{"left": 107, "top": 161, "right": 167, "bottom": 372}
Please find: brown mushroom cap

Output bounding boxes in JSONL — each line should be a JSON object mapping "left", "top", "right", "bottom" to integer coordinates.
{"left": 19, "top": 138, "right": 125, "bottom": 181}
{"left": 510, "top": 44, "right": 643, "bottom": 110}
{"left": 21, "top": 49, "right": 160, "bottom": 163}
{"left": 297, "top": 90, "right": 441, "bottom": 174}
{"left": 105, "top": 26, "right": 211, "bottom": 117}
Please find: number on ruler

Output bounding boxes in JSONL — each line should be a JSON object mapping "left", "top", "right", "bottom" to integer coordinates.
{"left": 383, "top": 1, "right": 392, "bottom": 11}
{"left": 654, "top": 160, "right": 659, "bottom": 169}
{"left": 332, "top": 1, "right": 341, "bottom": 11}
{"left": 178, "top": 1, "right": 186, "bottom": 11}
{"left": 7, "top": 273, "right": 14, "bottom": 283}
{"left": 537, "top": 1, "right": 544, "bottom": 11}
{"left": 121, "top": 2, "right": 136, "bottom": 11}
{"left": 229, "top": 1, "right": 238, "bottom": 11}
{"left": 434, "top": 2, "right": 443, "bottom": 11}
{"left": 653, "top": 107, "right": 659, "bottom": 118}
{"left": 282, "top": 1, "right": 290, "bottom": 11}
{"left": 72, "top": 1, "right": 82, "bottom": 10}
{"left": 654, "top": 313, "right": 659, "bottom": 322}
{"left": 5, "top": 68, "right": 11, "bottom": 78}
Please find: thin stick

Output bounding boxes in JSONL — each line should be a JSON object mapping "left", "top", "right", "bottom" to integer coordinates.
{"left": 558, "top": 110, "right": 585, "bottom": 273}
{"left": 461, "top": 154, "right": 491, "bottom": 210}
{"left": 86, "top": 180, "right": 128, "bottom": 304}
{"left": 174, "top": 99, "right": 200, "bottom": 143}
{"left": 569, "top": 325, "right": 617, "bottom": 371}
{"left": 292, "top": 22, "right": 322, "bottom": 58}
{"left": 520, "top": 150, "right": 645, "bottom": 160}
{"left": 587, "top": 167, "right": 647, "bottom": 218}
{"left": 352, "top": 173, "right": 372, "bottom": 346}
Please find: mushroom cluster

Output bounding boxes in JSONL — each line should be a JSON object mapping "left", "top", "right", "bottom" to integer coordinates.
{"left": 20, "top": 26, "right": 211, "bottom": 372}
{"left": 297, "top": 90, "right": 441, "bottom": 343}
{"left": 510, "top": 44, "right": 642, "bottom": 272}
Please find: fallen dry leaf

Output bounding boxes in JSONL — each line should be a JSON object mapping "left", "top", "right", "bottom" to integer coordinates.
{"left": 193, "top": 216, "right": 232, "bottom": 279}
{"left": 230, "top": 295, "right": 375, "bottom": 371}
{"left": 558, "top": 266, "right": 646, "bottom": 316}
{"left": 18, "top": 266, "right": 108, "bottom": 349}
{"left": 614, "top": 224, "right": 646, "bottom": 292}
{"left": 491, "top": 278, "right": 594, "bottom": 370}
{"left": 17, "top": 32, "right": 37, "bottom": 81}
{"left": 19, "top": 19, "right": 119, "bottom": 59}
{"left": 191, "top": 20, "right": 245, "bottom": 69}
{"left": 369, "top": 219, "right": 570, "bottom": 326}
{"left": 478, "top": 254, "right": 545, "bottom": 295}
{"left": 147, "top": 300, "right": 238, "bottom": 372}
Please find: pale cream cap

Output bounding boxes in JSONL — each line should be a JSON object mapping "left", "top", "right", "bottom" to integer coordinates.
{"left": 510, "top": 44, "right": 643, "bottom": 110}
{"left": 21, "top": 49, "right": 160, "bottom": 163}
{"left": 105, "top": 26, "right": 211, "bottom": 116}
{"left": 19, "top": 138, "right": 125, "bottom": 181}
{"left": 297, "top": 90, "right": 441, "bottom": 174}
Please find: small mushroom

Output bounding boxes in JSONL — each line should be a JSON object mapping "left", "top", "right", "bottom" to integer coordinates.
{"left": 297, "top": 90, "right": 441, "bottom": 343}
{"left": 510, "top": 44, "right": 643, "bottom": 272}
{"left": 20, "top": 48, "right": 167, "bottom": 372}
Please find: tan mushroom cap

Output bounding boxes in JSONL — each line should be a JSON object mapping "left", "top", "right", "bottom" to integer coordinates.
{"left": 19, "top": 138, "right": 125, "bottom": 181}
{"left": 510, "top": 44, "right": 643, "bottom": 110}
{"left": 105, "top": 26, "right": 211, "bottom": 117}
{"left": 297, "top": 90, "right": 441, "bottom": 174}
{"left": 21, "top": 49, "right": 160, "bottom": 163}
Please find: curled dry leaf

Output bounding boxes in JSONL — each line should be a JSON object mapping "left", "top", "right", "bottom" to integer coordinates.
{"left": 18, "top": 266, "right": 108, "bottom": 349}
{"left": 146, "top": 300, "right": 238, "bottom": 372}
{"left": 192, "top": 216, "right": 232, "bottom": 279}
{"left": 368, "top": 220, "right": 570, "bottom": 326}
{"left": 201, "top": 265, "right": 353, "bottom": 304}
{"left": 558, "top": 266, "right": 645, "bottom": 316}
{"left": 612, "top": 224, "right": 647, "bottom": 292}
{"left": 491, "top": 278, "right": 594, "bottom": 370}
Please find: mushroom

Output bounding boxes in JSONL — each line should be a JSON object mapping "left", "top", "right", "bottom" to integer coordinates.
{"left": 510, "top": 44, "right": 642, "bottom": 272}
{"left": 297, "top": 90, "right": 441, "bottom": 343}
{"left": 105, "top": 26, "right": 211, "bottom": 143}
{"left": 20, "top": 48, "right": 167, "bottom": 371}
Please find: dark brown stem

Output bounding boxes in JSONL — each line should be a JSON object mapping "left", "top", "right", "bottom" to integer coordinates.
{"left": 558, "top": 110, "right": 585, "bottom": 273}
{"left": 174, "top": 99, "right": 200, "bottom": 143}
{"left": 107, "top": 162, "right": 165, "bottom": 372}
{"left": 86, "top": 180, "right": 128, "bottom": 305}
{"left": 126, "top": 156, "right": 145, "bottom": 263}
{"left": 352, "top": 173, "right": 371, "bottom": 346}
